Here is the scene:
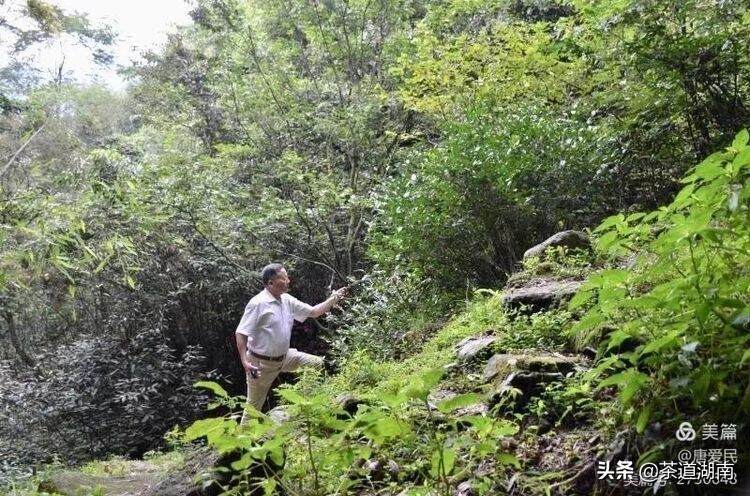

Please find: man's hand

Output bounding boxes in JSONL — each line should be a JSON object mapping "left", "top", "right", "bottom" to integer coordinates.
{"left": 309, "top": 286, "right": 349, "bottom": 318}
{"left": 332, "top": 286, "right": 349, "bottom": 304}
{"left": 236, "top": 333, "right": 260, "bottom": 378}
{"left": 243, "top": 358, "right": 260, "bottom": 379}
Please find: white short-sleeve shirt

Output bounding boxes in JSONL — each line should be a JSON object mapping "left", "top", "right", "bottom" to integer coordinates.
{"left": 235, "top": 288, "right": 313, "bottom": 357}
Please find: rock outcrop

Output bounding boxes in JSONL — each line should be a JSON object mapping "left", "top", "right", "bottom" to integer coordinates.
{"left": 483, "top": 352, "right": 587, "bottom": 410}
{"left": 483, "top": 352, "right": 581, "bottom": 382}
{"left": 455, "top": 335, "right": 498, "bottom": 362}
{"left": 523, "top": 230, "right": 591, "bottom": 260}
{"left": 502, "top": 278, "right": 583, "bottom": 312}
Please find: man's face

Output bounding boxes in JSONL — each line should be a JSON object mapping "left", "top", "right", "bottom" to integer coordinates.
{"left": 267, "top": 268, "right": 290, "bottom": 296}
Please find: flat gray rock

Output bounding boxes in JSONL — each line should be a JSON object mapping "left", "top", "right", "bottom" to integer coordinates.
{"left": 483, "top": 353, "right": 582, "bottom": 382}
{"left": 502, "top": 279, "right": 583, "bottom": 312}
{"left": 523, "top": 230, "right": 591, "bottom": 260}
{"left": 455, "top": 335, "right": 498, "bottom": 361}
{"left": 267, "top": 405, "right": 292, "bottom": 425}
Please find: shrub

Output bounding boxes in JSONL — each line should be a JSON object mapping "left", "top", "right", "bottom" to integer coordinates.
{"left": 369, "top": 104, "right": 606, "bottom": 290}
{"left": 571, "top": 130, "right": 750, "bottom": 441}
{"left": 0, "top": 328, "right": 211, "bottom": 470}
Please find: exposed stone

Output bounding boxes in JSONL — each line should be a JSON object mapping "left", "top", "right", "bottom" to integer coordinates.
{"left": 483, "top": 353, "right": 582, "bottom": 382}
{"left": 141, "top": 448, "right": 222, "bottom": 496}
{"left": 501, "top": 278, "right": 583, "bottom": 312}
{"left": 523, "top": 230, "right": 591, "bottom": 260}
{"left": 443, "top": 361, "right": 458, "bottom": 372}
{"left": 335, "top": 393, "right": 367, "bottom": 416}
{"left": 484, "top": 352, "right": 586, "bottom": 411}
{"left": 455, "top": 480, "right": 475, "bottom": 496}
{"left": 387, "top": 459, "right": 400, "bottom": 477}
{"left": 39, "top": 472, "right": 158, "bottom": 496}
{"left": 363, "top": 458, "right": 399, "bottom": 482}
{"left": 267, "top": 405, "right": 292, "bottom": 425}
{"left": 455, "top": 335, "right": 497, "bottom": 362}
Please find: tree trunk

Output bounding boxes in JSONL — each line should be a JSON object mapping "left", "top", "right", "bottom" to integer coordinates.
{"left": 4, "top": 310, "right": 36, "bottom": 367}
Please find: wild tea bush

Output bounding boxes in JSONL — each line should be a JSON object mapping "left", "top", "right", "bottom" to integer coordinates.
{"left": 571, "top": 130, "right": 750, "bottom": 439}
{"left": 369, "top": 104, "right": 604, "bottom": 290}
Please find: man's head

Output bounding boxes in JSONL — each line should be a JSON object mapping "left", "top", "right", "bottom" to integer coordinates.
{"left": 261, "top": 263, "right": 290, "bottom": 298}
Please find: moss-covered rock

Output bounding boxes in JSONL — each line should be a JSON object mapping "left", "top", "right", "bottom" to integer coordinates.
{"left": 502, "top": 278, "right": 583, "bottom": 313}
{"left": 523, "top": 230, "right": 591, "bottom": 260}
{"left": 483, "top": 352, "right": 582, "bottom": 382}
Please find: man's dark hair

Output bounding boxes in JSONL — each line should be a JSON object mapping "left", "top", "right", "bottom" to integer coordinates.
{"left": 261, "top": 263, "right": 284, "bottom": 286}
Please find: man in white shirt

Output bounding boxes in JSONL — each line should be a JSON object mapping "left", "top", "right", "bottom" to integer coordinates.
{"left": 235, "top": 263, "right": 345, "bottom": 422}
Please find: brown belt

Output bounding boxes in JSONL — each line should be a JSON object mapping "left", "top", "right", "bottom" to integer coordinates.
{"left": 249, "top": 349, "right": 285, "bottom": 362}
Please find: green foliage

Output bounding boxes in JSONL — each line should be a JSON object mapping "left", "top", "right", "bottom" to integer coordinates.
{"left": 0, "top": 329, "right": 210, "bottom": 468}
{"left": 501, "top": 309, "right": 574, "bottom": 351}
{"left": 325, "top": 267, "right": 450, "bottom": 360}
{"left": 186, "top": 362, "right": 519, "bottom": 496}
{"left": 4, "top": 0, "right": 750, "bottom": 490}
{"left": 573, "top": 129, "right": 750, "bottom": 433}
{"left": 572, "top": 0, "right": 750, "bottom": 158}
{"left": 370, "top": 104, "right": 604, "bottom": 289}
{"left": 392, "top": 1, "right": 581, "bottom": 117}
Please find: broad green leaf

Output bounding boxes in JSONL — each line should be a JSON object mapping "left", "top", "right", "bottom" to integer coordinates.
{"left": 266, "top": 441, "right": 285, "bottom": 466}
{"left": 596, "top": 230, "right": 619, "bottom": 251}
{"left": 730, "top": 307, "right": 750, "bottom": 329}
{"left": 184, "top": 418, "right": 232, "bottom": 442}
{"left": 740, "top": 349, "right": 750, "bottom": 367}
{"left": 605, "top": 329, "right": 632, "bottom": 351}
{"left": 732, "top": 148, "right": 750, "bottom": 169}
{"left": 568, "top": 289, "right": 593, "bottom": 310}
{"left": 732, "top": 129, "right": 749, "bottom": 148}
{"left": 598, "top": 369, "right": 649, "bottom": 404}
{"left": 403, "top": 368, "right": 443, "bottom": 400}
{"left": 436, "top": 393, "right": 483, "bottom": 413}
{"left": 691, "top": 368, "right": 711, "bottom": 402}
{"left": 430, "top": 447, "right": 456, "bottom": 477}
{"left": 636, "top": 404, "right": 652, "bottom": 434}
{"left": 571, "top": 309, "right": 604, "bottom": 334}
{"left": 594, "top": 269, "right": 630, "bottom": 285}
{"left": 497, "top": 452, "right": 521, "bottom": 468}
{"left": 364, "top": 416, "right": 409, "bottom": 443}
{"left": 474, "top": 440, "right": 497, "bottom": 456}
{"left": 420, "top": 368, "right": 444, "bottom": 389}
{"left": 620, "top": 371, "right": 649, "bottom": 404}
{"left": 639, "top": 328, "right": 683, "bottom": 356}
{"left": 231, "top": 452, "right": 254, "bottom": 471}
{"left": 260, "top": 479, "right": 278, "bottom": 496}
{"left": 594, "top": 213, "right": 624, "bottom": 233}
{"left": 194, "top": 381, "right": 229, "bottom": 398}
{"left": 670, "top": 183, "right": 695, "bottom": 209}
{"left": 277, "top": 388, "right": 307, "bottom": 405}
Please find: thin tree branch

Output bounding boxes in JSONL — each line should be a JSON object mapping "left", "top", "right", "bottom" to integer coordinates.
{"left": 0, "top": 121, "right": 46, "bottom": 180}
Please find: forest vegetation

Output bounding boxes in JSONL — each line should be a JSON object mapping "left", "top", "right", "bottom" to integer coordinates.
{"left": 1, "top": 0, "right": 749, "bottom": 494}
